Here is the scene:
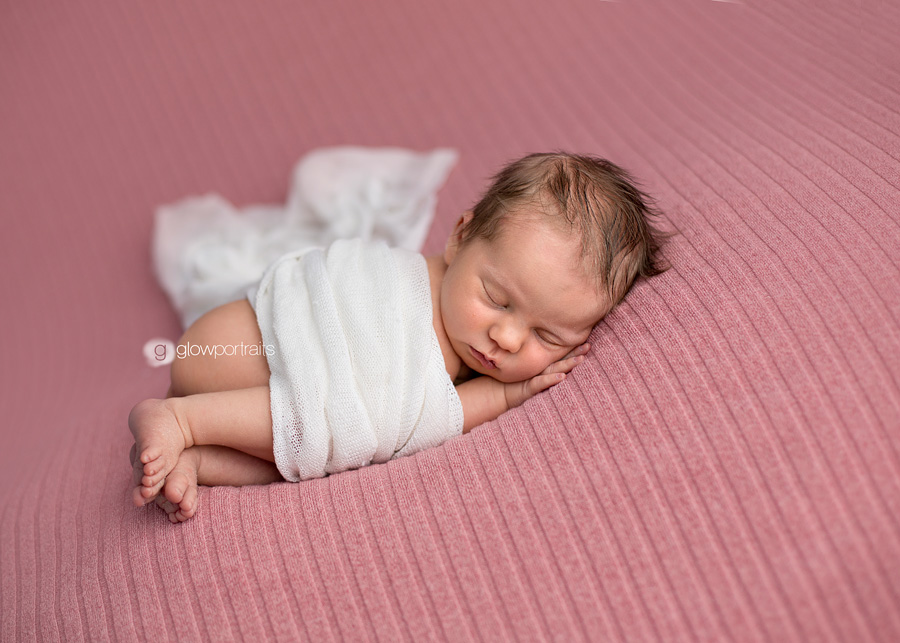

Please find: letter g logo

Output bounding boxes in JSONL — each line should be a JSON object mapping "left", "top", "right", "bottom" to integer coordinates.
{"left": 143, "top": 338, "right": 175, "bottom": 367}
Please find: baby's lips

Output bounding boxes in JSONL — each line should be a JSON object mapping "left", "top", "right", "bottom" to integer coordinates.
{"left": 471, "top": 346, "right": 497, "bottom": 370}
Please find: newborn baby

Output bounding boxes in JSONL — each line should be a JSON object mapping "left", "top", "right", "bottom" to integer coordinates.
{"left": 129, "top": 152, "right": 667, "bottom": 522}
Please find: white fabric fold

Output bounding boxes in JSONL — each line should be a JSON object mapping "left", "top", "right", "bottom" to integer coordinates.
{"left": 153, "top": 147, "right": 458, "bottom": 328}
{"left": 250, "top": 239, "right": 463, "bottom": 481}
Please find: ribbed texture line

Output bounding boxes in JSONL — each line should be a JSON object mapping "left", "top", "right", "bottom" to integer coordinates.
{"left": 2, "top": 0, "right": 899, "bottom": 640}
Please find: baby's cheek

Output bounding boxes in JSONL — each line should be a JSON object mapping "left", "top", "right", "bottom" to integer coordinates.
{"left": 530, "top": 352, "right": 559, "bottom": 377}
{"left": 549, "top": 346, "right": 571, "bottom": 364}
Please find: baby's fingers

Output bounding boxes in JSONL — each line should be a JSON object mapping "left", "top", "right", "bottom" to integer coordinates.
{"left": 507, "top": 361, "right": 579, "bottom": 409}
{"left": 561, "top": 343, "right": 591, "bottom": 361}
{"left": 543, "top": 353, "right": 586, "bottom": 376}
{"left": 528, "top": 372, "right": 569, "bottom": 396}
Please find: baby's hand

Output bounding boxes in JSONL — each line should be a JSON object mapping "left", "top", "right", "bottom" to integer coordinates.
{"left": 503, "top": 343, "right": 590, "bottom": 410}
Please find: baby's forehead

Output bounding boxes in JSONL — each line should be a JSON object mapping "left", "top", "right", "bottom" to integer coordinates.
{"left": 498, "top": 206, "right": 589, "bottom": 248}
{"left": 502, "top": 191, "right": 609, "bottom": 268}
{"left": 493, "top": 215, "right": 599, "bottom": 284}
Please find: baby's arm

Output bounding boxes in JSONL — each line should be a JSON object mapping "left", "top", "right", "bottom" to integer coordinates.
{"left": 455, "top": 344, "right": 589, "bottom": 433}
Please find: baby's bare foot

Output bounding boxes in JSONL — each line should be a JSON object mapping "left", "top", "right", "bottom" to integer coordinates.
{"left": 128, "top": 399, "right": 188, "bottom": 507}
{"left": 153, "top": 448, "right": 201, "bottom": 523}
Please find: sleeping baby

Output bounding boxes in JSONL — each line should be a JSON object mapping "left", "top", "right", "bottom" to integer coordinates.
{"left": 128, "top": 152, "right": 667, "bottom": 522}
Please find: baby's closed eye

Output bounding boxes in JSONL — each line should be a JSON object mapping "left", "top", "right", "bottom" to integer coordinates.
{"left": 483, "top": 282, "right": 506, "bottom": 309}
{"left": 535, "top": 329, "right": 564, "bottom": 346}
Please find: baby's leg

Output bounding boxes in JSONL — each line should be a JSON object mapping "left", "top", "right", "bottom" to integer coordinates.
{"left": 129, "top": 300, "right": 275, "bottom": 506}
{"left": 129, "top": 386, "right": 275, "bottom": 507}
{"left": 152, "top": 446, "right": 282, "bottom": 523}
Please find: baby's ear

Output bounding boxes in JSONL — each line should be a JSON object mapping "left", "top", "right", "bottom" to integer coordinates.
{"left": 444, "top": 211, "right": 474, "bottom": 264}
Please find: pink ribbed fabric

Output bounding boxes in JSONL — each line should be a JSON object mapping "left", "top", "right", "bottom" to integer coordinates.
{"left": 2, "top": 0, "right": 899, "bottom": 640}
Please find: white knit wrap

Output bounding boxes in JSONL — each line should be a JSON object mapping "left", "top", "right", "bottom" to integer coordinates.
{"left": 249, "top": 239, "right": 463, "bottom": 481}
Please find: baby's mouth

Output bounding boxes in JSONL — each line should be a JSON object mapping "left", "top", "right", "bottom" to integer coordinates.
{"left": 470, "top": 346, "right": 497, "bottom": 370}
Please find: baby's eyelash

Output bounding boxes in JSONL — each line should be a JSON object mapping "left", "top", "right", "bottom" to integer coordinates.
{"left": 483, "top": 283, "right": 505, "bottom": 309}
{"left": 536, "top": 330, "right": 562, "bottom": 346}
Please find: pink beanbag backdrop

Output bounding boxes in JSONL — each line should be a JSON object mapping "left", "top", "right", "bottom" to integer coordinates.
{"left": 2, "top": 0, "right": 898, "bottom": 640}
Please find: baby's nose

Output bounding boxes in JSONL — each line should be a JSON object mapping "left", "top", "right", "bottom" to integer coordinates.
{"left": 491, "top": 319, "right": 526, "bottom": 353}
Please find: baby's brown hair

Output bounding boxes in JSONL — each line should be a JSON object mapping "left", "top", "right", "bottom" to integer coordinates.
{"left": 460, "top": 152, "right": 668, "bottom": 314}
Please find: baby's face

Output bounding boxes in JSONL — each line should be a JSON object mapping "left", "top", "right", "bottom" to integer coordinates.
{"left": 441, "top": 212, "right": 609, "bottom": 384}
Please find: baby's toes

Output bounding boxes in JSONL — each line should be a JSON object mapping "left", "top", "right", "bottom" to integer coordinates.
{"left": 141, "top": 459, "right": 168, "bottom": 488}
{"left": 151, "top": 496, "right": 183, "bottom": 524}
{"left": 153, "top": 495, "right": 175, "bottom": 513}
{"left": 141, "top": 451, "right": 166, "bottom": 476}
{"left": 178, "top": 486, "right": 199, "bottom": 520}
{"left": 178, "top": 485, "right": 200, "bottom": 518}
{"left": 163, "top": 473, "right": 190, "bottom": 505}
{"left": 139, "top": 444, "right": 163, "bottom": 466}
{"left": 140, "top": 476, "right": 166, "bottom": 501}
{"left": 133, "top": 485, "right": 154, "bottom": 507}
